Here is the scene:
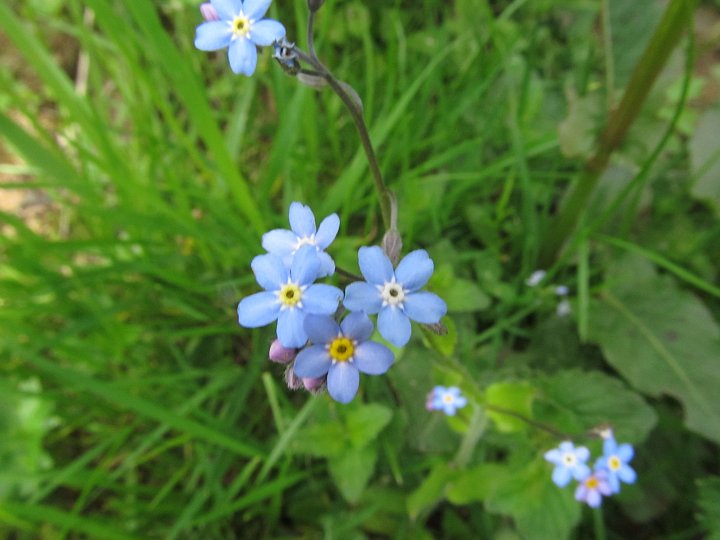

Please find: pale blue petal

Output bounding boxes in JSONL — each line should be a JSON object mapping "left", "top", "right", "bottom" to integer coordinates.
{"left": 353, "top": 341, "right": 394, "bottom": 375}
{"left": 442, "top": 403, "right": 458, "bottom": 416}
{"left": 195, "top": 21, "right": 232, "bottom": 51}
{"left": 291, "top": 245, "right": 321, "bottom": 285}
{"left": 262, "top": 229, "right": 296, "bottom": 257}
{"left": 315, "top": 213, "right": 340, "bottom": 248}
{"left": 317, "top": 251, "right": 335, "bottom": 278}
{"left": 293, "top": 345, "right": 332, "bottom": 378}
{"left": 603, "top": 438, "right": 618, "bottom": 455}
{"left": 250, "top": 253, "right": 287, "bottom": 290}
{"left": 344, "top": 282, "right": 382, "bottom": 314}
{"left": 395, "top": 250, "right": 434, "bottom": 291}
{"left": 303, "top": 314, "right": 340, "bottom": 344}
{"left": 378, "top": 306, "right": 411, "bottom": 347}
{"left": 607, "top": 474, "right": 620, "bottom": 493}
{"left": 618, "top": 464, "right": 637, "bottom": 484}
{"left": 249, "top": 19, "right": 285, "bottom": 46}
{"left": 586, "top": 490, "right": 602, "bottom": 508}
{"left": 340, "top": 312, "right": 373, "bottom": 342}
{"left": 211, "top": 0, "right": 241, "bottom": 20}
{"left": 237, "top": 292, "right": 279, "bottom": 327}
{"left": 573, "top": 463, "right": 591, "bottom": 481}
{"left": 302, "top": 284, "right": 343, "bottom": 315}
{"left": 358, "top": 246, "right": 394, "bottom": 285}
{"left": 552, "top": 466, "right": 572, "bottom": 487}
{"left": 242, "top": 0, "right": 271, "bottom": 20}
{"left": 575, "top": 446, "right": 590, "bottom": 463}
{"left": 403, "top": 292, "right": 447, "bottom": 324}
{"left": 617, "top": 444, "right": 634, "bottom": 462}
{"left": 454, "top": 396, "right": 468, "bottom": 408}
{"left": 327, "top": 362, "right": 360, "bottom": 403}
{"left": 277, "top": 308, "right": 307, "bottom": 348}
{"left": 559, "top": 441, "right": 574, "bottom": 453}
{"left": 289, "top": 202, "right": 316, "bottom": 237}
{"left": 228, "top": 37, "right": 257, "bottom": 76}
{"left": 544, "top": 448, "right": 561, "bottom": 464}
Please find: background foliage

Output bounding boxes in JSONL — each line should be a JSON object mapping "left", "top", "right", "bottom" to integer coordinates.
{"left": 1, "top": 0, "right": 719, "bottom": 538}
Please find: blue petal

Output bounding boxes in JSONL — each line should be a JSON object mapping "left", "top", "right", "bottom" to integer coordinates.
{"left": 303, "top": 314, "right": 340, "bottom": 344}
{"left": 289, "top": 202, "right": 316, "bottom": 237}
{"left": 327, "top": 362, "right": 360, "bottom": 403}
{"left": 211, "top": 0, "right": 241, "bottom": 20}
{"left": 559, "top": 441, "right": 574, "bottom": 453}
{"left": 617, "top": 443, "right": 634, "bottom": 462}
{"left": 195, "top": 21, "right": 232, "bottom": 51}
{"left": 293, "top": 345, "right": 332, "bottom": 378}
{"left": 358, "top": 246, "right": 394, "bottom": 285}
{"left": 228, "top": 37, "right": 257, "bottom": 75}
{"left": 403, "top": 292, "right": 447, "bottom": 324}
{"left": 573, "top": 463, "right": 591, "bottom": 481}
{"left": 454, "top": 396, "right": 468, "bottom": 408}
{"left": 262, "top": 229, "right": 296, "bottom": 257}
{"left": 277, "top": 308, "right": 307, "bottom": 348}
{"left": 378, "top": 306, "right": 411, "bottom": 347}
{"left": 242, "top": 0, "right": 271, "bottom": 20}
{"left": 575, "top": 446, "right": 590, "bottom": 463}
{"left": 302, "top": 284, "right": 343, "bottom": 315}
{"left": 544, "top": 448, "right": 561, "bottom": 464}
{"left": 291, "top": 245, "right": 321, "bottom": 285}
{"left": 315, "top": 213, "right": 340, "bottom": 248}
{"left": 552, "top": 466, "right": 572, "bottom": 487}
{"left": 353, "top": 341, "right": 394, "bottom": 375}
{"left": 586, "top": 490, "right": 602, "bottom": 508}
{"left": 340, "top": 312, "right": 373, "bottom": 342}
{"left": 618, "top": 464, "right": 637, "bottom": 484}
{"left": 607, "top": 473, "right": 620, "bottom": 494}
{"left": 317, "top": 251, "right": 335, "bottom": 278}
{"left": 344, "top": 282, "right": 382, "bottom": 314}
{"left": 249, "top": 19, "right": 285, "bottom": 46}
{"left": 237, "top": 291, "right": 279, "bottom": 327}
{"left": 603, "top": 437, "right": 618, "bottom": 455}
{"left": 251, "top": 253, "right": 287, "bottom": 290}
{"left": 395, "top": 250, "right": 434, "bottom": 291}
{"left": 442, "top": 403, "right": 457, "bottom": 416}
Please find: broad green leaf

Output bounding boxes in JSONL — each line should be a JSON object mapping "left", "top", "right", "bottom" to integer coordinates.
{"left": 328, "top": 446, "right": 377, "bottom": 504}
{"left": 291, "top": 422, "right": 346, "bottom": 458}
{"left": 485, "top": 382, "right": 536, "bottom": 433}
{"left": 698, "top": 477, "right": 720, "bottom": 540}
{"left": 406, "top": 463, "right": 456, "bottom": 520}
{"left": 690, "top": 110, "right": 720, "bottom": 216}
{"left": 588, "top": 254, "right": 720, "bottom": 444}
{"left": 345, "top": 403, "right": 393, "bottom": 449}
{"left": 446, "top": 463, "right": 511, "bottom": 505}
{"left": 535, "top": 369, "right": 657, "bottom": 443}
{"left": 444, "top": 279, "right": 491, "bottom": 313}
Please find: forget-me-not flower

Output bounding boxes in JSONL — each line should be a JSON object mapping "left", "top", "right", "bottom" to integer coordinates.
{"left": 544, "top": 441, "right": 591, "bottom": 487}
{"left": 292, "top": 312, "right": 394, "bottom": 403}
{"left": 427, "top": 386, "right": 467, "bottom": 416}
{"left": 595, "top": 436, "right": 637, "bottom": 493}
{"left": 262, "top": 202, "right": 339, "bottom": 278}
{"left": 194, "top": 0, "right": 286, "bottom": 76}
{"left": 344, "top": 247, "right": 447, "bottom": 347}
{"left": 237, "top": 245, "right": 342, "bottom": 348}
{"left": 575, "top": 470, "right": 613, "bottom": 508}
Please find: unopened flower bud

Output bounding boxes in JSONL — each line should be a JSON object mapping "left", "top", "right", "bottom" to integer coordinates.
{"left": 199, "top": 3, "right": 220, "bottom": 21}
{"left": 269, "top": 339, "right": 297, "bottom": 363}
{"left": 382, "top": 228, "right": 403, "bottom": 266}
{"left": 284, "top": 365, "right": 304, "bottom": 390}
{"left": 308, "top": 0, "right": 325, "bottom": 12}
{"left": 302, "top": 376, "right": 325, "bottom": 392}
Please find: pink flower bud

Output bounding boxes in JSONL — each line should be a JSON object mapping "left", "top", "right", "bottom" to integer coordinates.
{"left": 199, "top": 3, "right": 220, "bottom": 21}
{"left": 269, "top": 339, "right": 297, "bottom": 364}
{"left": 302, "top": 376, "right": 325, "bottom": 391}
{"left": 284, "top": 365, "right": 304, "bottom": 390}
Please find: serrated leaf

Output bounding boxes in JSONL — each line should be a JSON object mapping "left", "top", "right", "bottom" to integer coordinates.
{"left": 328, "top": 445, "right": 377, "bottom": 504}
{"left": 486, "top": 382, "right": 536, "bottom": 433}
{"left": 588, "top": 254, "right": 720, "bottom": 444}
{"left": 407, "top": 463, "right": 456, "bottom": 520}
{"left": 345, "top": 403, "right": 393, "bottom": 449}
{"left": 535, "top": 369, "right": 657, "bottom": 443}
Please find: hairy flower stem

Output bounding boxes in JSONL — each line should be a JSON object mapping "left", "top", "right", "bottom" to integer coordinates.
{"left": 292, "top": 24, "right": 392, "bottom": 230}
{"left": 539, "top": 0, "right": 696, "bottom": 266}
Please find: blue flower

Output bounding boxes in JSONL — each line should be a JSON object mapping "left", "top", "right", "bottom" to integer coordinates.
{"left": 575, "top": 470, "right": 613, "bottom": 508}
{"left": 544, "top": 441, "right": 591, "bottom": 487}
{"left": 237, "top": 245, "right": 343, "bottom": 348}
{"left": 262, "top": 202, "right": 339, "bottom": 278}
{"left": 194, "top": 0, "right": 286, "bottom": 76}
{"left": 427, "top": 386, "right": 467, "bottom": 416}
{"left": 292, "top": 312, "right": 394, "bottom": 403}
{"left": 595, "top": 437, "right": 637, "bottom": 493}
{"left": 343, "top": 247, "right": 447, "bottom": 347}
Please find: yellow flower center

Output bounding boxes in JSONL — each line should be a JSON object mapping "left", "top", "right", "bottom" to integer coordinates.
{"left": 585, "top": 476, "right": 599, "bottom": 489}
{"left": 442, "top": 393, "right": 454, "bottom": 404}
{"left": 231, "top": 15, "right": 251, "bottom": 38}
{"left": 608, "top": 456, "right": 621, "bottom": 471}
{"left": 328, "top": 337, "right": 354, "bottom": 362}
{"left": 278, "top": 283, "right": 302, "bottom": 308}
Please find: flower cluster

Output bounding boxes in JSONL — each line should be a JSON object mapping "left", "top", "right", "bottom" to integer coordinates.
{"left": 544, "top": 429, "right": 637, "bottom": 508}
{"left": 426, "top": 386, "right": 467, "bottom": 416}
{"left": 237, "top": 203, "right": 447, "bottom": 403}
{"left": 526, "top": 268, "right": 572, "bottom": 317}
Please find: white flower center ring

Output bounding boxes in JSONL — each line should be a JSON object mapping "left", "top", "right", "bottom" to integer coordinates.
{"left": 230, "top": 14, "right": 252, "bottom": 38}
{"left": 379, "top": 280, "right": 405, "bottom": 307}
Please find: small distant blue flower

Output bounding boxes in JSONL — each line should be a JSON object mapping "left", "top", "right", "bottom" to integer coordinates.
{"left": 292, "top": 312, "right": 394, "bottom": 403}
{"left": 344, "top": 247, "right": 447, "bottom": 347}
{"left": 595, "top": 437, "right": 637, "bottom": 493}
{"left": 427, "top": 386, "right": 467, "bottom": 416}
{"left": 555, "top": 285, "right": 569, "bottom": 296}
{"left": 544, "top": 441, "right": 591, "bottom": 487}
{"left": 194, "top": 0, "right": 286, "bottom": 76}
{"left": 526, "top": 269, "right": 547, "bottom": 287}
{"left": 575, "top": 470, "right": 613, "bottom": 508}
{"left": 262, "top": 202, "right": 339, "bottom": 278}
{"left": 237, "top": 245, "right": 342, "bottom": 348}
